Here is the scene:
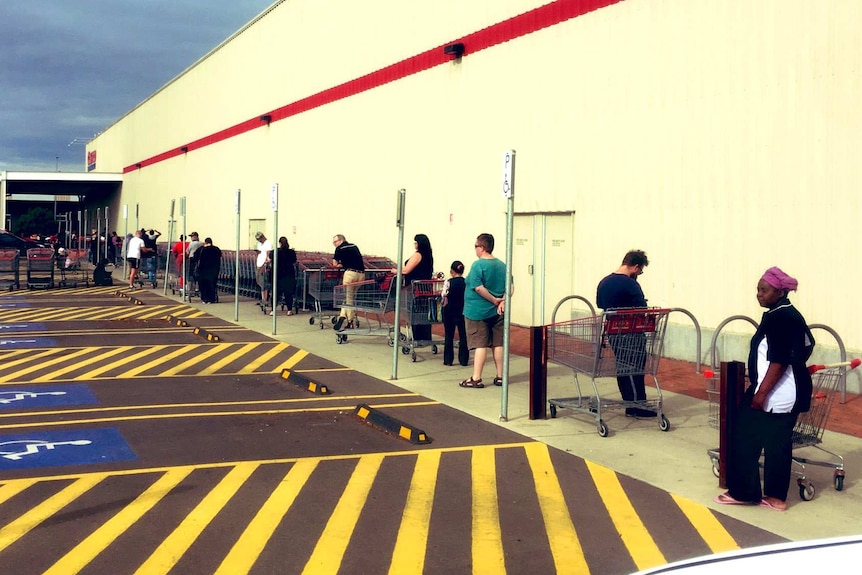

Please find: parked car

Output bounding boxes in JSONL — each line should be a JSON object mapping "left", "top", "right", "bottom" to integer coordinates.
{"left": 0, "top": 230, "right": 52, "bottom": 256}
{"left": 633, "top": 535, "right": 862, "bottom": 574}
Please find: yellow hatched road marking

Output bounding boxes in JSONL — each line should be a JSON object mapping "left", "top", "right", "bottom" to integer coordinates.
{"left": 388, "top": 451, "right": 441, "bottom": 575}
{"left": 472, "top": 446, "right": 505, "bottom": 575}
{"left": 43, "top": 468, "right": 193, "bottom": 575}
{"left": 0, "top": 475, "right": 105, "bottom": 553}
{"left": 0, "top": 349, "right": 60, "bottom": 374}
{"left": 524, "top": 443, "right": 590, "bottom": 574}
{"left": 31, "top": 346, "right": 129, "bottom": 382}
{"left": 0, "top": 347, "right": 92, "bottom": 384}
{"left": 74, "top": 345, "right": 170, "bottom": 379}
{"left": 160, "top": 343, "right": 232, "bottom": 376}
{"left": 135, "top": 463, "right": 259, "bottom": 575}
{"left": 0, "top": 442, "right": 534, "bottom": 483}
{"left": 196, "top": 343, "right": 258, "bottom": 375}
{"left": 214, "top": 459, "right": 319, "bottom": 575}
{"left": 121, "top": 344, "right": 201, "bottom": 377}
{"left": 302, "top": 454, "right": 384, "bottom": 574}
{"left": 0, "top": 349, "right": 33, "bottom": 360}
{"left": 280, "top": 349, "right": 308, "bottom": 371}
{"left": 586, "top": 460, "right": 665, "bottom": 571}
{"left": 242, "top": 342, "right": 290, "bottom": 372}
{"left": 671, "top": 494, "right": 740, "bottom": 553}
{"left": 0, "top": 478, "right": 38, "bottom": 505}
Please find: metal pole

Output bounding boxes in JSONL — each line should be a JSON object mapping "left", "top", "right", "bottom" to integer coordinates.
{"left": 122, "top": 205, "right": 128, "bottom": 280}
{"left": 234, "top": 190, "right": 241, "bottom": 322}
{"left": 391, "top": 188, "right": 406, "bottom": 380}
{"left": 501, "top": 150, "right": 516, "bottom": 422}
{"left": 103, "top": 206, "right": 110, "bottom": 261}
{"left": 95, "top": 208, "right": 101, "bottom": 266}
{"left": 271, "top": 183, "right": 279, "bottom": 334}
{"left": 180, "top": 197, "right": 187, "bottom": 301}
{"left": 163, "top": 199, "right": 175, "bottom": 296}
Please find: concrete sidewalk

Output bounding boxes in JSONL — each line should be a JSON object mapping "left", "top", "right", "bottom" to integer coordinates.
{"left": 172, "top": 293, "right": 862, "bottom": 543}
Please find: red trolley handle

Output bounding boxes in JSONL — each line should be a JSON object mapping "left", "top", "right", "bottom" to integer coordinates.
{"left": 807, "top": 358, "right": 861, "bottom": 374}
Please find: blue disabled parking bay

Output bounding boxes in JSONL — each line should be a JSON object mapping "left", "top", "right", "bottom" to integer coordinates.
{"left": 0, "top": 337, "right": 56, "bottom": 348}
{"left": 0, "top": 428, "right": 137, "bottom": 471}
{"left": 0, "top": 384, "right": 98, "bottom": 410}
{"left": 0, "top": 322, "right": 46, "bottom": 330}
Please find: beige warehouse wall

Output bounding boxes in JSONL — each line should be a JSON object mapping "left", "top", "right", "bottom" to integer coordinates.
{"left": 89, "top": 0, "right": 862, "bottom": 378}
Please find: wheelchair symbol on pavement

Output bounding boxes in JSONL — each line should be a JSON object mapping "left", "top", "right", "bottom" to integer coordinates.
{"left": 0, "top": 439, "right": 93, "bottom": 461}
{"left": 0, "top": 391, "right": 67, "bottom": 404}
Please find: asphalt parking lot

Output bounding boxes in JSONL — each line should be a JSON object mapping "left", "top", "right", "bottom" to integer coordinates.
{"left": 0, "top": 285, "right": 784, "bottom": 574}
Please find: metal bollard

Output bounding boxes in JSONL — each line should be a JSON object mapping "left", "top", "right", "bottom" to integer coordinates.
{"left": 718, "top": 360, "right": 746, "bottom": 488}
{"left": 529, "top": 325, "right": 548, "bottom": 420}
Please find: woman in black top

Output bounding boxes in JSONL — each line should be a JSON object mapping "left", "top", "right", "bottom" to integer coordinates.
{"left": 715, "top": 266, "right": 814, "bottom": 511}
{"left": 275, "top": 236, "right": 298, "bottom": 315}
{"left": 401, "top": 234, "right": 434, "bottom": 342}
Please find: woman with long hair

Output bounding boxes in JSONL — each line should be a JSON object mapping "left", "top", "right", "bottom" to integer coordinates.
{"left": 401, "top": 233, "right": 434, "bottom": 342}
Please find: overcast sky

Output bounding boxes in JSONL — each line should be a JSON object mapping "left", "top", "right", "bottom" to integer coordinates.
{"left": 0, "top": 1, "right": 276, "bottom": 173}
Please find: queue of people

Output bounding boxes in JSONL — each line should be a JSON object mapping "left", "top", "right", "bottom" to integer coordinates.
{"left": 117, "top": 220, "right": 818, "bottom": 515}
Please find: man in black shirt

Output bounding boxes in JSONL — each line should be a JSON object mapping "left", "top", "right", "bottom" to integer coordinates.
{"left": 596, "top": 249, "right": 654, "bottom": 417}
{"left": 332, "top": 234, "right": 364, "bottom": 331}
{"left": 140, "top": 228, "right": 161, "bottom": 287}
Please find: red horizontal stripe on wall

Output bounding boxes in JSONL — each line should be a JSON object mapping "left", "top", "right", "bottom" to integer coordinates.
{"left": 123, "top": 0, "right": 620, "bottom": 173}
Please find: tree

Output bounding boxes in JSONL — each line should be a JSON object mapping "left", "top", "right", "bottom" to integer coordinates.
{"left": 14, "top": 207, "right": 56, "bottom": 238}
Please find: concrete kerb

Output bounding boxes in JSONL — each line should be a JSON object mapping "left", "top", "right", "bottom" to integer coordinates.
{"left": 280, "top": 369, "right": 331, "bottom": 395}
{"left": 353, "top": 403, "right": 430, "bottom": 444}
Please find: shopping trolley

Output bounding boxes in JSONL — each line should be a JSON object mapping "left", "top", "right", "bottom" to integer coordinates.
{"left": 331, "top": 273, "right": 396, "bottom": 344}
{"left": 55, "top": 249, "right": 90, "bottom": 288}
{"left": 547, "top": 308, "right": 672, "bottom": 437}
{"left": 307, "top": 269, "right": 344, "bottom": 328}
{"left": 399, "top": 279, "right": 445, "bottom": 361}
{"left": 707, "top": 359, "right": 860, "bottom": 500}
{"left": 0, "top": 249, "right": 20, "bottom": 290}
{"left": 26, "top": 248, "right": 55, "bottom": 289}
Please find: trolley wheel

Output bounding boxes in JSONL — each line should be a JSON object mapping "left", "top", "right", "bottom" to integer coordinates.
{"left": 597, "top": 420, "right": 609, "bottom": 437}
{"left": 411, "top": 352, "right": 417, "bottom": 362}
{"left": 336, "top": 334, "right": 347, "bottom": 344}
{"left": 431, "top": 345, "right": 438, "bottom": 354}
{"left": 549, "top": 404, "right": 557, "bottom": 418}
{"left": 309, "top": 317, "right": 315, "bottom": 325}
{"left": 798, "top": 479, "right": 815, "bottom": 501}
{"left": 659, "top": 414, "right": 670, "bottom": 432}
{"left": 834, "top": 471, "right": 845, "bottom": 491}
{"left": 711, "top": 460, "right": 720, "bottom": 478}
{"left": 401, "top": 347, "right": 410, "bottom": 355}
{"left": 387, "top": 337, "right": 395, "bottom": 347}
{"left": 331, "top": 316, "right": 338, "bottom": 325}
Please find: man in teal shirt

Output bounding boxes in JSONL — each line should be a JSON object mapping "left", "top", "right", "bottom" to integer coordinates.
{"left": 459, "top": 233, "right": 510, "bottom": 388}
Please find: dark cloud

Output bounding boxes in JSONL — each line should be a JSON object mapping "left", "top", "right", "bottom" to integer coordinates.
{"left": 0, "top": 1, "right": 274, "bottom": 172}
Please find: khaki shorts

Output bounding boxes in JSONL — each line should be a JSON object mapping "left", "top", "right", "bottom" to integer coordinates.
{"left": 466, "top": 315, "right": 503, "bottom": 350}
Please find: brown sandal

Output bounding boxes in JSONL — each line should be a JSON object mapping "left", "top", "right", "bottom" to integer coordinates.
{"left": 459, "top": 377, "right": 484, "bottom": 388}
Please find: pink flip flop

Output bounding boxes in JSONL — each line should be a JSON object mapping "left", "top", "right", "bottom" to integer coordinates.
{"left": 759, "top": 497, "right": 788, "bottom": 511}
{"left": 713, "top": 492, "right": 754, "bottom": 506}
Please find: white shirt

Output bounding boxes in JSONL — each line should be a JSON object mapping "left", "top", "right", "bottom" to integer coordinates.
{"left": 755, "top": 337, "right": 796, "bottom": 413}
{"left": 256, "top": 239, "right": 272, "bottom": 268}
{"left": 126, "top": 236, "right": 145, "bottom": 259}
{"left": 187, "top": 240, "right": 203, "bottom": 259}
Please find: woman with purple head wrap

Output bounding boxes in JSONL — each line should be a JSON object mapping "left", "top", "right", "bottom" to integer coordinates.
{"left": 715, "top": 266, "right": 814, "bottom": 511}
{"left": 760, "top": 266, "right": 798, "bottom": 292}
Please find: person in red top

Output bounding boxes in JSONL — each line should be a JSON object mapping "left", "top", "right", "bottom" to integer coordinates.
{"left": 171, "top": 234, "right": 189, "bottom": 288}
